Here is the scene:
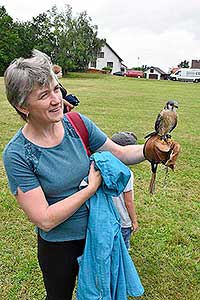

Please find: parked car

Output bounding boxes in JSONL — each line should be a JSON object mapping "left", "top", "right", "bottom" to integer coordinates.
{"left": 113, "top": 71, "right": 125, "bottom": 76}
{"left": 124, "top": 70, "right": 144, "bottom": 78}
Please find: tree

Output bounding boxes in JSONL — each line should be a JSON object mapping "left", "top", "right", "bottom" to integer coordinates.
{"left": 68, "top": 11, "right": 105, "bottom": 71}
{"left": 0, "top": 6, "right": 20, "bottom": 75}
{"left": 178, "top": 60, "right": 189, "bottom": 68}
{"left": 14, "top": 20, "right": 35, "bottom": 58}
{"left": 48, "top": 5, "right": 105, "bottom": 72}
{"left": 130, "top": 65, "right": 149, "bottom": 71}
{"left": 0, "top": 4, "right": 104, "bottom": 74}
{"left": 49, "top": 5, "right": 74, "bottom": 73}
{"left": 30, "top": 12, "right": 56, "bottom": 57}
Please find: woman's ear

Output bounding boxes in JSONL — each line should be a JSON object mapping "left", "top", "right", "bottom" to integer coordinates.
{"left": 15, "top": 104, "right": 29, "bottom": 116}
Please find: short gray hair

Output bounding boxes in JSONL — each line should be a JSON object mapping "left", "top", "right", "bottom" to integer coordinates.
{"left": 4, "top": 49, "right": 56, "bottom": 120}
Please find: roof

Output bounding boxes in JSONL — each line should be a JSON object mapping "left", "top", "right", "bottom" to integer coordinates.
{"left": 121, "top": 63, "right": 127, "bottom": 68}
{"left": 171, "top": 67, "right": 180, "bottom": 74}
{"left": 105, "top": 42, "right": 123, "bottom": 62}
{"left": 145, "top": 66, "right": 167, "bottom": 75}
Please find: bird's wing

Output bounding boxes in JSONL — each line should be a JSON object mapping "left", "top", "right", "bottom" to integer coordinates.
{"left": 145, "top": 110, "right": 163, "bottom": 138}
{"left": 169, "top": 113, "right": 177, "bottom": 133}
{"left": 154, "top": 111, "right": 163, "bottom": 133}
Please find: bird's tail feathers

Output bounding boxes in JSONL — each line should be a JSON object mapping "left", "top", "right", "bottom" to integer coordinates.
{"left": 149, "top": 172, "right": 156, "bottom": 194}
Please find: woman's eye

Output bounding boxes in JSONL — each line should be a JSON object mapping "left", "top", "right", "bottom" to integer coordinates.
{"left": 55, "top": 86, "right": 60, "bottom": 92}
{"left": 40, "top": 93, "right": 48, "bottom": 100}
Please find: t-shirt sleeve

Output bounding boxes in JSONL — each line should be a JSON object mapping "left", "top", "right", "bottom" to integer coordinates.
{"left": 79, "top": 114, "right": 107, "bottom": 152}
{"left": 124, "top": 171, "right": 134, "bottom": 192}
{"left": 3, "top": 147, "right": 40, "bottom": 195}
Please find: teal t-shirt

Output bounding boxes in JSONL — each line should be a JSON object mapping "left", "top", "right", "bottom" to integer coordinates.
{"left": 3, "top": 114, "right": 107, "bottom": 242}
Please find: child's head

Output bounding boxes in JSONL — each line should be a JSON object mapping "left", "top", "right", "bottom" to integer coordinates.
{"left": 52, "top": 64, "right": 63, "bottom": 78}
{"left": 111, "top": 131, "right": 138, "bottom": 146}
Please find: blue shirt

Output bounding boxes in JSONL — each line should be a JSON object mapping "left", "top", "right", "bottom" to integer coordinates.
{"left": 77, "top": 152, "right": 144, "bottom": 300}
{"left": 2, "top": 114, "right": 107, "bottom": 241}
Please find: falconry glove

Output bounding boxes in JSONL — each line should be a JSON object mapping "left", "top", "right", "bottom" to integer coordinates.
{"left": 143, "top": 135, "right": 181, "bottom": 194}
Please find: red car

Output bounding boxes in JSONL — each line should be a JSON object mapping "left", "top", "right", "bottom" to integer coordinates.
{"left": 124, "top": 70, "right": 144, "bottom": 78}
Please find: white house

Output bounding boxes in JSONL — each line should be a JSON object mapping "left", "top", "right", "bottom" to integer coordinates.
{"left": 88, "top": 43, "right": 126, "bottom": 74}
{"left": 144, "top": 66, "right": 168, "bottom": 80}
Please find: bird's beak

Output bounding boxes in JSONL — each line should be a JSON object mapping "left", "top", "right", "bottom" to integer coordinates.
{"left": 173, "top": 101, "right": 179, "bottom": 108}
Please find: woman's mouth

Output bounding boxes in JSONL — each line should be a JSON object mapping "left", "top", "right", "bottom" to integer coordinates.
{"left": 49, "top": 107, "right": 62, "bottom": 113}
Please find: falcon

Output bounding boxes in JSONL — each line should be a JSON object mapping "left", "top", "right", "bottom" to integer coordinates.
{"left": 145, "top": 100, "right": 178, "bottom": 141}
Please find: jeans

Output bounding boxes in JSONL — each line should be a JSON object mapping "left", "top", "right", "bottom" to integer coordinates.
{"left": 121, "top": 227, "right": 132, "bottom": 250}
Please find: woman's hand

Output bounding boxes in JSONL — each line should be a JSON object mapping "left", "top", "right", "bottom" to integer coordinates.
{"left": 15, "top": 162, "right": 102, "bottom": 232}
{"left": 87, "top": 162, "right": 102, "bottom": 194}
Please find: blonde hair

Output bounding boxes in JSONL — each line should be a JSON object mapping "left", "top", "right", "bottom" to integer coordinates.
{"left": 52, "top": 64, "right": 62, "bottom": 75}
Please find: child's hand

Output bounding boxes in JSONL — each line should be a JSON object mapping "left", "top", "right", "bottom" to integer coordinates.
{"left": 132, "top": 220, "right": 139, "bottom": 232}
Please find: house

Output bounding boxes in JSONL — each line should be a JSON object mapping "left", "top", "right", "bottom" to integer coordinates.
{"left": 144, "top": 66, "right": 168, "bottom": 80}
{"left": 170, "top": 67, "right": 180, "bottom": 74}
{"left": 88, "top": 43, "right": 126, "bottom": 74}
{"left": 191, "top": 60, "right": 200, "bottom": 69}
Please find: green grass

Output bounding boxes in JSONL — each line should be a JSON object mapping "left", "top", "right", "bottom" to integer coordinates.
{"left": 0, "top": 74, "right": 199, "bottom": 299}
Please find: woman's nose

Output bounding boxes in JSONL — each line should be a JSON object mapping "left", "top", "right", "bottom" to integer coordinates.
{"left": 51, "top": 92, "right": 62, "bottom": 104}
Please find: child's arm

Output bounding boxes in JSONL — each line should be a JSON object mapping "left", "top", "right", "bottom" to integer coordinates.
{"left": 124, "top": 190, "right": 139, "bottom": 232}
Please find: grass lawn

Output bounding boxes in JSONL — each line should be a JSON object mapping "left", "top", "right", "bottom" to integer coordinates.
{"left": 0, "top": 74, "right": 199, "bottom": 300}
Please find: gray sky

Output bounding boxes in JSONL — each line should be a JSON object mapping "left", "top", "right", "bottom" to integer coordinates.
{"left": 2, "top": 0, "right": 200, "bottom": 71}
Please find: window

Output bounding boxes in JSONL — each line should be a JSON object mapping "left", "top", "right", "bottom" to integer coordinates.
{"left": 90, "top": 61, "right": 96, "bottom": 68}
{"left": 98, "top": 52, "right": 104, "bottom": 58}
{"left": 150, "top": 68, "right": 154, "bottom": 73}
{"left": 107, "top": 62, "right": 113, "bottom": 68}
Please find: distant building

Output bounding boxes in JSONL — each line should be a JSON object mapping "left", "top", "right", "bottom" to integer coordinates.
{"left": 144, "top": 66, "right": 168, "bottom": 80}
{"left": 170, "top": 67, "right": 180, "bottom": 74}
{"left": 191, "top": 60, "right": 200, "bottom": 69}
{"left": 88, "top": 43, "right": 126, "bottom": 74}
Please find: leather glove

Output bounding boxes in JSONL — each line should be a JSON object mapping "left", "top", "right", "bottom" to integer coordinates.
{"left": 143, "top": 135, "right": 181, "bottom": 193}
{"left": 144, "top": 135, "right": 180, "bottom": 169}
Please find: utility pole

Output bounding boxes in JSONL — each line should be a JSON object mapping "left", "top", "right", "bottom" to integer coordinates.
{"left": 137, "top": 57, "right": 140, "bottom": 68}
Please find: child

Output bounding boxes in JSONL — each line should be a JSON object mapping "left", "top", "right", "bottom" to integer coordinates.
{"left": 52, "top": 64, "right": 80, "bottom": 113}
{"left": 111, "top": 132, "right": 139, "bottom": 250}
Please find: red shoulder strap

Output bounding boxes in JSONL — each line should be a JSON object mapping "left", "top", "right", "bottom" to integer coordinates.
{"left": 66, "top": 112, "right": 91, "bottom": 156}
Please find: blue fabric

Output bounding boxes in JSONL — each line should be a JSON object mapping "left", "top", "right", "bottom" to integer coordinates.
{"left": 77, "top": 151, "right": 144, "bottom": 300}
{"left": 2, "top": 114, "right": 107, "bottom": 242}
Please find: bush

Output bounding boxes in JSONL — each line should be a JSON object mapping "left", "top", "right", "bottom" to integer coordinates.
{"left": 102, "top": 66, "right": 112, "bottom": 73}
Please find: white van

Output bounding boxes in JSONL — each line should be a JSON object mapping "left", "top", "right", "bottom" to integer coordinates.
{"left": 170, "top": 68, "right": 200, "bottom": 83}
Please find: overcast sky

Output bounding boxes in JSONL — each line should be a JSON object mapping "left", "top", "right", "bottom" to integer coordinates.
{"left": 2, "top": 0, "right": 200, "bottom": 71}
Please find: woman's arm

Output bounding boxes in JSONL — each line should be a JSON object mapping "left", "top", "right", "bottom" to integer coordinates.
{"left": 97, "top": 138, "right": 145, "bottom": 165}
{"left": 15, "top": 162, "right": 101, "bottom": 232}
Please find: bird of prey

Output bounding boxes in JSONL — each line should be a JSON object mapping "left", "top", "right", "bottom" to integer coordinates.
{"left": 145, "top": 100, "right": 179, "bottom": 141}
{"left": 144, "top": 100, "right": 179, "bottom": 194}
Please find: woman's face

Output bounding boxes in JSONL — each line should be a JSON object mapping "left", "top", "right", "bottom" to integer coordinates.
{"left": 26, "top": 78, "right": 63, "bottom": 125}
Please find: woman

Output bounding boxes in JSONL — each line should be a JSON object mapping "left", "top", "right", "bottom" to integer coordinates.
{"left": 3, "top": 50, "right": 145, "bottom": 300}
